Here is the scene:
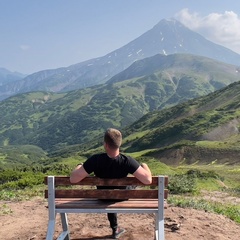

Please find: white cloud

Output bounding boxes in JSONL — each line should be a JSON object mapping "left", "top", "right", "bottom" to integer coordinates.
{"left": 175, "top": 9, "right": 240, "bottom": 54}
{"left": 20, "top": 45, "right": 31, "bottom": 50}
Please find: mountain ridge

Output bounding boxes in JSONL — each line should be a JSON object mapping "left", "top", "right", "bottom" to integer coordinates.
{"left": 107, "top": 53, "right": 239, "bottom": 84}
{"left": 0, "top": 67, "right": 26, "bottom": 85}
{"left": 1, "top": 18, "right": 240, "bottom": 100}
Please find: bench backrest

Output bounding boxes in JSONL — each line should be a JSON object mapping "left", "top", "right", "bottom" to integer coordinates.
{"left": 44, "top": 176, "right": 168, "bottom": 200}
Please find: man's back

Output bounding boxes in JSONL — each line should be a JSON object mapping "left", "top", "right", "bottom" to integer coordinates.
{"left": 83, "top": 153, "right": 140, "bottom": 178}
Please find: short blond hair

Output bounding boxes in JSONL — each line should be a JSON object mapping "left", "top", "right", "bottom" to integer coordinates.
{"left": 104, "top": 128, "right": 122, "bottom": 149}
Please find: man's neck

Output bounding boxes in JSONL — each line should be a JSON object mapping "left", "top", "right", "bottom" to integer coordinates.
{"left": 106, "top": 149, "right": 119, "bottom": 158}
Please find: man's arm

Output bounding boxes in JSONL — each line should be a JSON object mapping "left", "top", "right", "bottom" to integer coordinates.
{"left": 70, "top": 164, "right": 89, "bottom": 183}
{"left": 132, "top": 162, "right": 152, "bottom": 185}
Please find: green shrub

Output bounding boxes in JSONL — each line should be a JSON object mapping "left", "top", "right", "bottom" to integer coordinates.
{"left": 186, "top": 169, "right": 222, "bottom": 180}
{"left": 168, "top": 174, "right": 196, "bottom": 194}
{"left": 0, "top": 170, "right": 23, "bottom": 184}
{"left": 0, "top": 163, "right": 73, "bottom": 192}
{"left": 0, "top": 172, "right": 45, "bottom": 190}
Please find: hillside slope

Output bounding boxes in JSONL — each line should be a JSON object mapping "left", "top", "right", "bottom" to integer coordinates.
{"left": 0, "top": 54, "right": 239, "bottom": 152}
{"left": 122, "top": 81, "right": 240, "bottom": 164}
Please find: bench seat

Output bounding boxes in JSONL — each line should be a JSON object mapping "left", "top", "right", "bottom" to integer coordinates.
{"left": 55, "top": 198, "right": 160, "bottom": 210}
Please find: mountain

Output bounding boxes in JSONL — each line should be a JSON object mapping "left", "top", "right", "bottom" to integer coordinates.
{"left": 0, "top": 68, "right": 26, "bottom": 84}
{"left": 0, "top": 68, "right": 27, "bottom": 100}
{"left": 1, "top": 18, "right": 240, "bottom": 100}
{"left": 107, "top": 53, "right": 239, "bottom": 86}
{"left": 0, "top": 53, "right": 239, "bottom": 152}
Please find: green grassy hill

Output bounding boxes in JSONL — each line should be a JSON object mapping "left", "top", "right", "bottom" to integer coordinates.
{"left": 47, "top": 81, "right": 240, "bottom": 166}
{"left": 0, "top": 54, "right": 239, "bottom": 153}
{"left": 0, "top": 145, "right": 48, "bottom": 168}
{"left": 121, "top": 81, "right": 240, "bottom": 165}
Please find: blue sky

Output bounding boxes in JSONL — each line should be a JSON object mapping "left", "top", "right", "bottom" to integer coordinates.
{"left": 1, "top": 0, "right": 240, "bottom": 74}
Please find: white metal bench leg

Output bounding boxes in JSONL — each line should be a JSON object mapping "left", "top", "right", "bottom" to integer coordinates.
{"left": 56, "top": 213, "right": 70, "bottom": 240}
{"left": 157, "top": 176, "right": 165, "bottom": 240}
{"left": 155, "top": 213, "right": 158, "bottom": 240}
{"left": 46, "top": 219, "right": 55, "bottom": 240}
{"left": 155, "top": 214, "right": 164, "bottom": 240}
{"left": 46, "top": 176, "right": 57, "bottom": 240}
{"left": 156, "top": 209, "right": 165, "bottom": 240}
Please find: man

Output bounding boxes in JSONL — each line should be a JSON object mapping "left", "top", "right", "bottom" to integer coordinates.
{"left": 70, "top": 128, "right": 152, "bottom": 239}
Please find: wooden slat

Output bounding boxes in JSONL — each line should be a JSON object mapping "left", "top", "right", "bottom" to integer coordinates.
{"left": 45, "top": 189, "right": 156, "bottom": 199}
{"left": 44, "top": 176, "right": 168, "bottom": 187}
{"left": 45, "top": 189, "right": 168, "bottom": 199}
{"left": 55, "top": 199, "right": 160, "bottom": 209}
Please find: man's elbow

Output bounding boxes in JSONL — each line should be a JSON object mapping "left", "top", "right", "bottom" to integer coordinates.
{"left": 70, "top": 175, "right": 78, "bottom": 183}
{"left": 143, "top": 177, "right": 152, "bottom": 185}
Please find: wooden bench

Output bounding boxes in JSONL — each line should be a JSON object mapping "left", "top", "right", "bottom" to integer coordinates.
{"left": 44, "top": 175, "right": 168, "bottom": 240}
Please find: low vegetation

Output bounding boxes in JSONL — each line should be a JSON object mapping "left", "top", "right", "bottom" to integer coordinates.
{"left": 0, "top": 156, "right": 239, "bottom": 223}
{"left": 167, "top": 164, "right": 240, "bottom": 224}
{"left": 168, "top": 196, "right": 240, "bottom": 223}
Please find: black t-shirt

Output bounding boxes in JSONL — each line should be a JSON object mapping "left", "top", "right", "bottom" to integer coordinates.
{"left": 83, "top": 153, "right": 140, "bottom": 178}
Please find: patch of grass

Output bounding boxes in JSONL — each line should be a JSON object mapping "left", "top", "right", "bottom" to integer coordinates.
{"left": 134, "top": 156, "right": 176, "bottom": 176}
{"left": 123, "top": 130, "right": 150, "bottom": 143}
{"left": 168, "top": 195, "right": 240, "bottom": 223}
{"left": 0, "top": 203, "right": 13, "bottom": 215}
{"left": 0, "top": 185, "right": 45, "bottom": 201}
{"left": 0, "top": 190, "right": 19, "bottom": 201}
{"left": 196, "top": 141, "right": 230, "bottom": 149}
{"left": 126, "top": 149, "right": 157, "bottom": 158}
{"left": 196, "top": 178, "right": 223, "bottom": 191}
{"left": 55, "top": 156, "right": 86, "bottom": 166}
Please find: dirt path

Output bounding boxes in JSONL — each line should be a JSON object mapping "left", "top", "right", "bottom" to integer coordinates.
{"left": 0, "top": 197, "right": 240, "bottom": 240}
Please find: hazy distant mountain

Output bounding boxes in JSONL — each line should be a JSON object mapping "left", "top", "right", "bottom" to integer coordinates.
{"left": 0, "top": 53, "right": 239, "bottom": 152}
{"left": 0, "top": 67, "right": 26, "bottom": 85}
{"left": 0, "top": 68, "right": 27, "bottom": 100}
{"left": 1, "top": 18, "right": 240, "bottom": 100}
